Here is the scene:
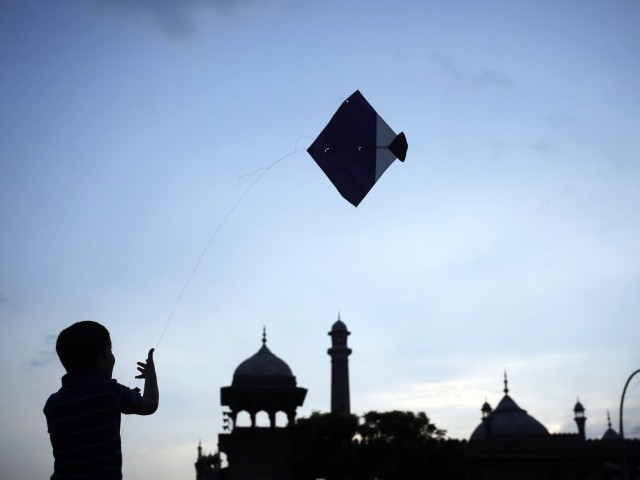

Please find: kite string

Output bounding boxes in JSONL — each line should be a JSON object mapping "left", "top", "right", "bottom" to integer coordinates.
{"left": 153, "top": 136, "right": 311, "bottom": 349}
{"left": 121, "top": 137, "right": 310, "bottom": 435}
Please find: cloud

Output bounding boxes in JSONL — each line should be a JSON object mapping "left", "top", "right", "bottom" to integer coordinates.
{"left": 530, "top": 141, "right": 551, "bottom": 154}
{"left": 97, "top": 0, "right": 244, "bottom": 38}
{"left": 28, "top": 335, "right": 57, "bottom": 367}
{"left": 368, "top": 379, "right": 492, "bottom": 410}
{"left": 430, "top": 53, "right": 515, "bottom": 90}
{"left": 629, "top": 425, "right": 640, "bottom": 438}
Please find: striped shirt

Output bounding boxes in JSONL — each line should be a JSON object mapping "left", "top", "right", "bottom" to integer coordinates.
{"left": 44, "top": 371, "right": 143, "bottom": 479}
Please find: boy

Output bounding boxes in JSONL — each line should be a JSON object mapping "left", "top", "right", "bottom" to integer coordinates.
{"left": 44, "top": 321, "right": 159, "bottom": 479}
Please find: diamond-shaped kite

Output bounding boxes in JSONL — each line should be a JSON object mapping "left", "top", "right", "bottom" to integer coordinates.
{"left": 307, "top": 90, "right": 407, "bottom": 206}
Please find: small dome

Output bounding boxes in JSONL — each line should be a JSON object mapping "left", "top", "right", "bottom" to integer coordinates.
{"left": 602, "top": 411, "right": 619, "bottom": 440}
{"left": 470, "top": 394, "right": 549, "bottom": 440}
{"left": 331, "top": 319, "right": 348, "bottom": 331}
{"left": 234, "top": 344, "right": 294, "bottom": 378}
{"left": 602, "top": 427, "right": 620, "bottom": 440}
{"left": 574, "top": 400, "right": 585, "bottom": 414}
{"left": 482, "top": 401, "right": 493, "bottom": 414}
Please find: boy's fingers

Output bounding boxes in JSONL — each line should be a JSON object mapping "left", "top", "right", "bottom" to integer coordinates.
{"left": 133, "top": 349, "right": 154, "bottom": 380}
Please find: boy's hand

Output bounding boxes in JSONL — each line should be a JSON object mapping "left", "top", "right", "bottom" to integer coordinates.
{"left": 135, "top": 348, "right": 156, "bottom": 380}
{"left": 134, "top": 348, "right": 159, "bottom": 415}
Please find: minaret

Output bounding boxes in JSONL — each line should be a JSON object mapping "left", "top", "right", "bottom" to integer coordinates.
{"left": 481, "top": 398, "right": 493, "bottom": 439}
{"left": 328, "top": 315, "right": 352, "bottom": 415}
{"left": 574, "top": 398, "right": 586, "bottom": 440}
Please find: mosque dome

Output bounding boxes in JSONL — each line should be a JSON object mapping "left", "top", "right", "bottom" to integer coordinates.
{"left": 220, "top": 327, "right": 307, "bottom": 430}
{"left": 470, "top": 374, "right": 549, "bottom": 441}
{"left": 231, "top": 329, "right": 296, "bottom": 387}
{"left": 234, "top": 345, "right": 293, "bottom": 378}
{"left": 602, "top": 427, "right": 620, "bottom": 440}
{"left": 602, "top": 411, "right": 620, "bottom": 441}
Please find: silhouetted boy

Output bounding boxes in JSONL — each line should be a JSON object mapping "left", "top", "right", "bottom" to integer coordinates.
{"left": 44, "top": 321, "right": 159, "bottom": 479}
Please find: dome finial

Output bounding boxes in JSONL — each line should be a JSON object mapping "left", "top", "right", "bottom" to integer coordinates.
{"left": 503, "top": 370, "right": 509, "bottom": 395}
{"left": 262, "top": 326, "right": 267, "bottom": 346}
{"left": 607, "top": 410, "right": 612, "bottom": 428}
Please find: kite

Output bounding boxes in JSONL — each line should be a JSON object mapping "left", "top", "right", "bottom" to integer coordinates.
{"left": 307, "top": 90, "right": 408, "bottom": 207}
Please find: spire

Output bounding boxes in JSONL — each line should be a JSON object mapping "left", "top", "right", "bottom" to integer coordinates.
{"left": 503, "top": 370, "right": 509, "bottom": 395}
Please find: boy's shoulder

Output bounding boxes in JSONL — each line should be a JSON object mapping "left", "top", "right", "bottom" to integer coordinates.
{"left": 52, "top": 371, "right": 123, "bottom": 394}
{"left": 45, "top": 371, "right": 142, "bottom": 415}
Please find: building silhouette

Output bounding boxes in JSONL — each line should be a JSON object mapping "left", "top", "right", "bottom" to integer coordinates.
{"left": 201, "top": 328, "right": 306, "bottom": 480}
{"left": 195, "top": 441, "right": 222, "bottom": 480}
{"left": 470, "top": 372, "right": 549, "bottom": 441}
{"left": 466, "top": 373, "right": 640, "bottom": 479}
{"left": 328, "top": 316, "right": 352, "bottom": 415}
{"left": 197, "top": 320, "right": 640, "bottom": 479}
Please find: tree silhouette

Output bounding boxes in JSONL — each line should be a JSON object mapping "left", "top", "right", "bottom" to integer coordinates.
{"left": 289, "top": 411, "right": 465, "bottom": 480}
{"left": 288, "top": 411, "right": 358, "bottom": 480}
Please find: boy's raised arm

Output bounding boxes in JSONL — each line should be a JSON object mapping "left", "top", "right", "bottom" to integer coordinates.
{"left": 135, "top": 348, "right": 159, "bottom": 415}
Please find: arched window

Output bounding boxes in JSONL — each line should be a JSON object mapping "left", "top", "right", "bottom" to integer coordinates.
{"left": 275, "top": 411, "right": 288, "bottom": 427}
{"left": 255, "top": 410, "right": 270, "bottom": 427}
{"left": 235, "top": 411, "right": 251, "bottom": 427}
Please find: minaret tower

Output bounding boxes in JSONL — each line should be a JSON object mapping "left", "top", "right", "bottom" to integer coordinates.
{"left": 574, "top": 398, "right": 586, "bottom": 440}
{"left": 328, "top": 314, "right": 352, "bottom": 415}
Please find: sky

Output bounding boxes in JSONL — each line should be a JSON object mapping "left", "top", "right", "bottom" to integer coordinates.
{"left": 1, "top": 0, "right": 640, "bottom": 478}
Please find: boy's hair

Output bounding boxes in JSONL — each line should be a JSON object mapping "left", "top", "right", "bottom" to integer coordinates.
{"left": 56, "top": 321, "right": 111, "bottom": 373}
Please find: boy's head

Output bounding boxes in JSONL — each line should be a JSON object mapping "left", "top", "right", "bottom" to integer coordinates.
{"left": 56, "top": 321, "right": 115, "bottom": 376}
